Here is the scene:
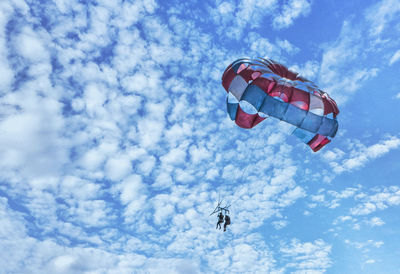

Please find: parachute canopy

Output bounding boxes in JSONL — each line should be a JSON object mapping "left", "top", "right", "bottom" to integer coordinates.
{"left": 222, "top": 58, "right": 339, "bottom": 152}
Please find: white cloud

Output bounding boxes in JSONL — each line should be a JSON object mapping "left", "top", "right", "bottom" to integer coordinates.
{"left": 351, "top": 202, "right": 377, "bottom": 216}
{"left": 365, "top": 0, "right": 400, "bottom": 36}
{"left": 217, "top": 1, "right": 234, "bottom": 15}
{"left": 333, "top": 215, "right": 353, "bottom": 225}
{"left": 350, "top": 186, "right": 400, "bottom": 216}
{"left": 0, "top": 96, "right": 69, "bottom": 178}
{"left": 328, "top": 188, "right": 358, "bottom": 199}
{"left": 245, "top": 33, "right": 303, "bottom": 59}
{"left": 273, "top": 0, "right": 312, "bottom": 29}
{"left": 153, "top": 172, "right": 173, "bottom": 189}
{"left": 79, "top": 142, "right": 117, "bottom": 172}
{"left": 175, "top": 168, "right": 196, "bottom": 183}
{"left": 205, "top": 168, "right": 219, "bottom": 180}
{"left": 14, "top": 26, "right": 49, "bottom": 62}
{"left": 317, "top": 0, "right": 400, "bottom": 104}
{"left": 247, "top": 33, "right": 281, "bottom": 58}
{"left": 138, "top": 155, "right": 156, "bottom": 176}
{"left": 231, "top": 244, "right": 260, "bottom": 271}
{"left": 289, "top": 60, "right": 320, "bottom": 80}
{"left": 0, "top": 63, "right": 14, "bottom": 93}
{"left": 277, "top": 39, "right": 300, "bottom": 54}
{"left": 83, "top": 83, "right": 107, "bottom": 117}
{"left": 308, "top": 187, "right": 361, "bottom": 211}
{"left": 153, "top": 194, "right": 176, "bottom": 226}
{"left": 189, "top": 144, "right": 212, "bottom": 164}
{"left": 105, "top": 156, "right": 132, "bottom": 181}
{"left": 311, "top": 194, "right": 325, "bottom": 203}
{"left": 322, "top": 148, "right": 345, "bottom": 162}
{"left": 389, "top": 49, "right": 400, "bottom": 65}
{"left": 272, "top": 219, "right": 288, "bottom": 230}
{"left": 278, "top": 186, "right": 306, "bottom": 207}
{"left": 117, "top": 174, "right": 147, "bottom": 223}
{"left": 344, "top": 239, "right": 384, "bottom": 250}
{"left": 210, "top": 0, "right": 278, "bottom": 40}
{"left": 60, "top": 176, "right": 100, "bottom": 200}
{"left": 280, "top": 239, "right": 332, "bottom": 272}
{"left": 160, "top": 146, "right": 187, "bottom": 166}
{"left": 206, "top": 235, "right": 276, "bottom": 272}
{"left": 0, "top": 5, "right": 14, "bottom": 92}
{"left": 68, "top": 200, "right": 110, "bottom": 227}
{"left": 119, "top": 174, "right": 145, "bottom": 205}
{"left": 367, "top": 216, "right": 385, "bottom": 227}
{"left": 326, "top": 136, "right": 400, "bottom": 174}
{"left": 364, "top": 259, "right": 376, "bottom": 265}
{"left": 164, "top": 122, "right": 193, "bottom": 146}
{"left": 0, "top": 196, "right": 195, "bottom": 273}
{"left": 136, "top": 102, "right": 169, "bottom": 149}
{"left": 319, "top": 21, "right": 379, "bottom": 102}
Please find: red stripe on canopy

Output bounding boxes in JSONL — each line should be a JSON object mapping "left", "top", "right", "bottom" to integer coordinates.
{"left": 235, "top": 105, "right": 266, "bottom": 129}
{"left": 252, "top": 77, "right": 272, "bottom": 94}
{"left": 222, "top": 67, "right": 237, "bottom": 91}
{"left": 269, "top": 84, "right": 292, "bottom": 103}
{"left": 238, "top": 67, "right": 256, "bottom": 82}
{"left": 322, "top": 97, "right": 336, "bottom": 116}
{"left": 308, "top": 134, "right": 331, "bottom": 152}
{"left": 268, "top": 62, "right": 299, "bottom": 81}
{"left": 290, "top": 87, "right": 310, "bottom": 110}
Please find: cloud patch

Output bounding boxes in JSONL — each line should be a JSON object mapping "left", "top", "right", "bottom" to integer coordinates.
{"left": 273, "top": 0, "right": 312, "bottom": 30}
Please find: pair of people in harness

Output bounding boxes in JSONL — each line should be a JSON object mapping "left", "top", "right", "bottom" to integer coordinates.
{"left": 216, "top": 211, "right": 230, "bottom": 232}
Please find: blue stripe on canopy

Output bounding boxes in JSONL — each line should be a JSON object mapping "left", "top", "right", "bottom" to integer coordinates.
{"left": 319, "top": 117, "right": 336, "bottom": 137}
{"left": 259, "top": 94, "right": 289, "bottom": 120}
{"left": 330, "top": 120, "right": 339, "bottom": 137}
{"left": 241, "top": 85, "right": 266, "bottom": 111}
{"left": 292, "top": 128, "right": 315, "bottom": 143}
{"left": 283, "top": 104, "right": 307, "bottom": 127}
{"left": 300, "top": 111, "right": 323, "bottom": 133}
{"left": 226, "top": 100, "right": 238, "bottom": 121}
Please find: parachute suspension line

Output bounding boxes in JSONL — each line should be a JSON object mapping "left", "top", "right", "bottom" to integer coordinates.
{"left": 213, "top": 133, "right": 262, "bottom": 215}
{"left": 236, "top": 131, "right": 264, "bottom": 184}
{"left": 210, "top": 193, "right": 223, "bottom": 216}
{"left": 228, "top": 129, "right": 269, "bottom": 208}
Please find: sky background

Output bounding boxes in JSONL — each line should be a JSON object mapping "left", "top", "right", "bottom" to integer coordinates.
{"left": 1, "top": 0, "right": 400, "bottom": 273}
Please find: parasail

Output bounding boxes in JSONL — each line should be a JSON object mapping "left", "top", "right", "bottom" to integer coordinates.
{"left": 222, "top": 58, "right": 339, "bottom": 152}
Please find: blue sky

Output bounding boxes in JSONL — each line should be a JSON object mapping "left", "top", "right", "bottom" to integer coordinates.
{"left": 1, "top": 0, "right": 400, "bottom": 273}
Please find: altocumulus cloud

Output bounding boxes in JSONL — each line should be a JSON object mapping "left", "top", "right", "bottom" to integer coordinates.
{"left": 1, "top": 0, "right": 400, "bottom": 273}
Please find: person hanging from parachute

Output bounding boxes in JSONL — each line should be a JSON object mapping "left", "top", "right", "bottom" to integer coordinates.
{"left": 223, "top": 214, "right": 231, "bottom": 232}
{"left": 211, "top": 199, "right": 232, "bottom": 232}
{"left": 216, "top": 212, "right": 224, "bottom": 230}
